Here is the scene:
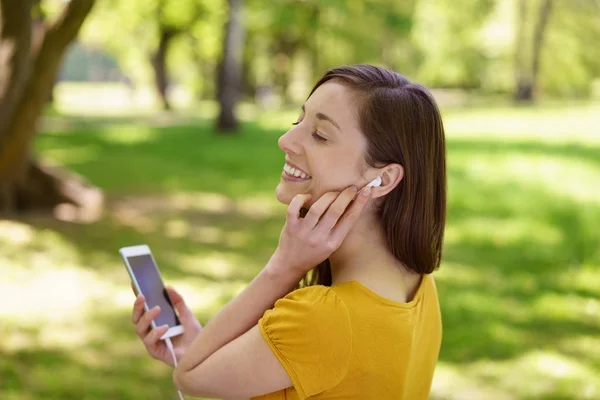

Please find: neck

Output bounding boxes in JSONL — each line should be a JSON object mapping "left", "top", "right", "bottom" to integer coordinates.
{"left": 329, "top": 209, "right": 406, "bottom": 286}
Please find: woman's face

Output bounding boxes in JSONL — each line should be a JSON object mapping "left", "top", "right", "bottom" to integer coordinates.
{"left": 275, "top": 81, "right": 371, "bottom": 206}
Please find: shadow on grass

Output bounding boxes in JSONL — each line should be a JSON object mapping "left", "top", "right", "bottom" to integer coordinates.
{"left": 2, "top": 114, "right": 598, "bottom": 399}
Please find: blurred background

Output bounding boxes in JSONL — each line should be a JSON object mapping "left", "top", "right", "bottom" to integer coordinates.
{"left": 1, "top": 0, "right": 599, "bottom": 399}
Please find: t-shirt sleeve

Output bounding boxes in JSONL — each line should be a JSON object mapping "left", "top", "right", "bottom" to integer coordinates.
{"left": 258, "top": 285, "right": 352, "bottom": 399}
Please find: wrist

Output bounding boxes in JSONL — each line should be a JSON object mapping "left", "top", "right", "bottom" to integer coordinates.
{"left": 264, "top": 250, "right": 305, "bottom": 284}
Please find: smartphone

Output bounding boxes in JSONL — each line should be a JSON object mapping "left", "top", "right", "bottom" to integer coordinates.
{"left": 119, "top": 244, "right": 184, "bottom": 340}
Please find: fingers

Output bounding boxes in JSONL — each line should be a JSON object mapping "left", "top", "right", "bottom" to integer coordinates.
{"left": 330, "top": 185, "right": 372, "bottom": 245}
{"left": 302, "top": 191, "right": 340, "bottom": 231}
{"left": 286, "top": 194, "right": 312, "bottom": 232}
{"left": 132, "top": 294, "right": 145, "bottom": 324}
{"left": 165, "top": 286, "right": 194, "bottom": 320}
{"left": 313, "top": 186, "right": 358, "bottom": 234}
{"left": 143, "top": 324, "right": 170, "bottom": 351}
{"left": 136, "top": 305, "right": 161, "bottom": 338}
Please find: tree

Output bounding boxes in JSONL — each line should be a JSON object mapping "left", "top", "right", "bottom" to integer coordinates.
{"left": 0, "top": 0, "right": 102, "bottom": 219}
{"left": 82, "top": 0, "right": 215, "bottom": 111}
{"left": 216, "top": 0, "right": 245, "bottom": 133}
{"left": 514, "top": 0, "right": 555, "bottom": 102}
{"left": 151, "top": 16, "right": 179, "bottom": 111}
{"left": 149, "top": 0, "right": 203, "bottom": 110}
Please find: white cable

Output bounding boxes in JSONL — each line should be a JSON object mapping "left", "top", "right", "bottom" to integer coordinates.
{"left": 165, "top": 337, "right": 185, "bottom": 400}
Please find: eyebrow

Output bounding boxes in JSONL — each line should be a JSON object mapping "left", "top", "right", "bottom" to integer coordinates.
{"left": 301, "top": 104, "right": 341, "bottom": 131}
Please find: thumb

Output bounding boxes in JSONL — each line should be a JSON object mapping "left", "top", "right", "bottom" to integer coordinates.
{"left": 166, "top": 286, "right": 195, "bottom": 320}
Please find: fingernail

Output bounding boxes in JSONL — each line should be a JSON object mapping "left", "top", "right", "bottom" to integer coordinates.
{"left": 362, "top": 186, "right": 372, "bottom": 197}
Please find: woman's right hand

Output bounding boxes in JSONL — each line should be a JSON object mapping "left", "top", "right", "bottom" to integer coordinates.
{"left": 131, "top": 286, "right": 203, "bottom": 367}
{"left": 273, "top": 184, "right": 372, "bottom": 276}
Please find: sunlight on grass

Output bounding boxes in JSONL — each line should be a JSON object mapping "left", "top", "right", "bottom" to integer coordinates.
{"left": 188, "top": 225, "right": 250, "bottom": 248}
{"left": 555, "top": 264, "right": 600, "bottom": 294}
{"left": 0, "top": 220, "right": 36, "bottom": 244}
{"left": 41, "top": 145, "right": 101, "bottom": 165}
{"left": 444, "top": 102, "right": 600, "bottom": 143}
{"left": 432, "top": 350, "right": 600, "bottom": 400}
{"left": 558, "top": 335, "right": 600, "bottom": 365}
{"left": 458, "top": 153, "right": 600, "bottom": 205}
{"left": 110, "top": 192, "right": 284, "bottom": 246}
{"left": 445, "top": 216, "right": 564, "bottom": 247}
{"left": 102, "top": 125, "right": 160, "bottom": 145}
{"left": 532, "top": 292, "right": 599, "bottom": 325}
{"left": 1, "top": 260, "right": 116, "bottom": 330}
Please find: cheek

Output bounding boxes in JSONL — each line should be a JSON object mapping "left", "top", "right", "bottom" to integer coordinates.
{"left": 308, "top": 161, "right": 361, "bottom": 197}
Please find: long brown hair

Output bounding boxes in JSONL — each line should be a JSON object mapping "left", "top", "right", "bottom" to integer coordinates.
{"left": 299, "top": 64, "right": 447, "bottom": 288}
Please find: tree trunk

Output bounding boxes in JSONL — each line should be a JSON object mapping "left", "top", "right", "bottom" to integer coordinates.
{"left": 514, "top": 0, "right": 554, "bottom": 102}
{"left": 0, "top": 0, "right": 102, "bottom": 220}
{"left": 0, "top": 0, "right": 32, "bottom": 136}
{"left": 151, "top": 25, "right": 177, "bottom": 111}
{"left": 529, "top": 0, "right": 553, "bottom": 99}
{"left": 513, "top": 0, "right": 530, "bottom": 101}
{"left": 216, "top": 0, "right": 245, "bottom": 133}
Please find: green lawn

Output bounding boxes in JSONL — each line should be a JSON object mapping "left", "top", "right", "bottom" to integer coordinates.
{"left": 1, "top": 95, "right": 599, "bottom": 399}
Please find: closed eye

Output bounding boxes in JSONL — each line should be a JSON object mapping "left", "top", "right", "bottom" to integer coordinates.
{"left": 312, "top": 131, "right": 327, "bottom": 142}
{"left": 291, "top": 121, "right": 327, "bottom": 142}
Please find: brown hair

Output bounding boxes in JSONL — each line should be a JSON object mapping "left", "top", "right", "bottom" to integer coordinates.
{"left": 299, "top": 64, "right": 447, "bottom": 287}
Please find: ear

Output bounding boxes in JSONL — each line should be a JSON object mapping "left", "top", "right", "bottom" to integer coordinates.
{"left": 371, "top": 163, "right": 404, "bottom": 198}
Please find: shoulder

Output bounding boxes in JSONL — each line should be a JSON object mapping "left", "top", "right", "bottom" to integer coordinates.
{"left": 258, "top": 285, "right": 353, "bottom": 398}
{"left": 263, "top": 285, "right": 350, "bottom": 328}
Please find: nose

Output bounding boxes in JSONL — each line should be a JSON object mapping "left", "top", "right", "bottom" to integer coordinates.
{"left": 278, "top": 126, "right": 303, "bottom": 156}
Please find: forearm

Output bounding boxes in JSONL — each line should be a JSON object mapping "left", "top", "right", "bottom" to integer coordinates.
{"left": 175, "top": 252, "right": 303, "bottom": 373}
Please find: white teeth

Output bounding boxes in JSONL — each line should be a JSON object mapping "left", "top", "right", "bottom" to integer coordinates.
{"left": 283, "top": 163, "right": 311, "bottom": 179}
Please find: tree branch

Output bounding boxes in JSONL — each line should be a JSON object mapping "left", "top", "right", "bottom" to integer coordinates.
{"left": 45, "top": 0, "right": 95, "bottom": 50}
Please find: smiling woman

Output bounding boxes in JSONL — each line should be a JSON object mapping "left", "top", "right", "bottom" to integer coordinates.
{"left": 131, "top": 64, "right": 447, "bottom": 400}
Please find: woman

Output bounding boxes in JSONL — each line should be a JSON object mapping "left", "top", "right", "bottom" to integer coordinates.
{"left": 131, "top": 64, "right": 446, "bottom": 399}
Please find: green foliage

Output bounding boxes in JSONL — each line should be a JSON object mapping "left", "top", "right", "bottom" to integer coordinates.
{"left": 539, "top": 0, "right": 600, "bottom": 96}
{"left": 412, "top": 0, "right": 600, "bottom": 95}
{"left": 66, "top": 0, "right": 600, "bottom": 102}
{"left": 411, "top": 0, "right": 496, "bottom": 88}
{"left": 80, "top": 0, "right": 228, "bottom": 91}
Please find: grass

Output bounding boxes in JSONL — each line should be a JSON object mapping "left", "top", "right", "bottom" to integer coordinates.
{"left": 1, "top": 88, "right": 599, "bottom": 399}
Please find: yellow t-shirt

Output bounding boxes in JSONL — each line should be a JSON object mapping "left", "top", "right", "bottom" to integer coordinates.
{"left": 252, "top": 273, "right": 442, "bottom": 400}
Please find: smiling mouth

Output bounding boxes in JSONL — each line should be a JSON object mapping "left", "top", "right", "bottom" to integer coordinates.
{"left": 283, "top": 163, "right": 311, "bottom": 180}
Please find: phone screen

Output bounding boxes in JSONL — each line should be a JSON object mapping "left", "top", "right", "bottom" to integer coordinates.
{"left": 127, "top": 254, "right": 180, "bottom": 328}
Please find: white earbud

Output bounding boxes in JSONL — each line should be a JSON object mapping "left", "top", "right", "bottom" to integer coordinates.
{"left": 367, "top": 176, "right": 382, "bottom": 188}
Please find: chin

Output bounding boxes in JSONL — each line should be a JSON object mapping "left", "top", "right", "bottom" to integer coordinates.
{"left": 275, "top": 177, "right": 316, "bottom": 206}
{"left": 275, "top": 182, "right": 295, "bottom": 205}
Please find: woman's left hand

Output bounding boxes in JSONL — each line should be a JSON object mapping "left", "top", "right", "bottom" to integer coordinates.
{"left": 272, "top": 184, "right": 373, "bottom": 275}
